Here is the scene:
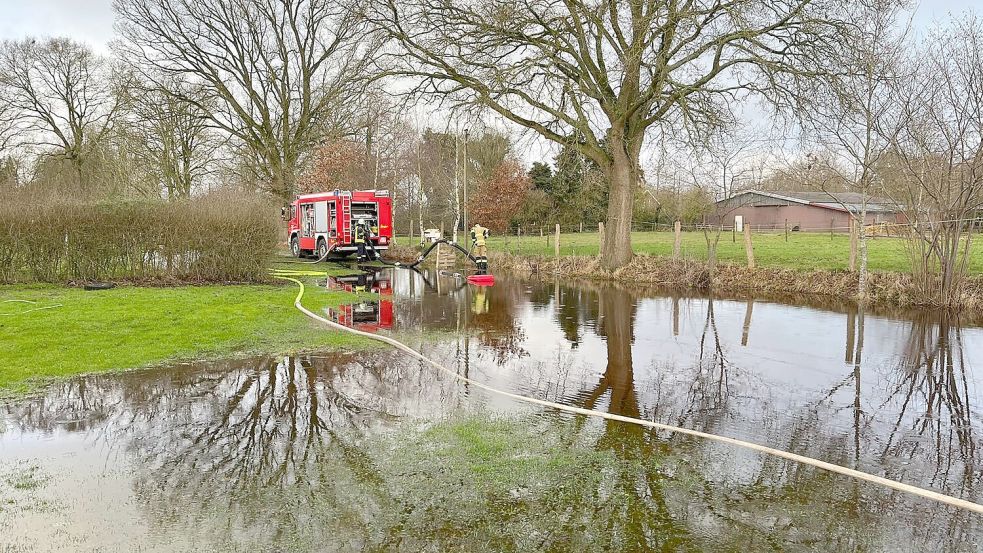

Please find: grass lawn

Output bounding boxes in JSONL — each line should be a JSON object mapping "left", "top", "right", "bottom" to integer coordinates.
{"left": 0, "top": 260, "right": 377, "bottom": 395}
{"left": 485, "top": 230, "right": 983, "bottom": 274}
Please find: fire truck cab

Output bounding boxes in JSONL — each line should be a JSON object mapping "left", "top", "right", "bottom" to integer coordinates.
{"left": 287, "top": 189, "right": 393, "bottom": 258}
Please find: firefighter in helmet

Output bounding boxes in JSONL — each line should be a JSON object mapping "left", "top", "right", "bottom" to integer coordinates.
{"left": 354, "top": 221, "right": 373, "bottom": 262}
{"left": 470, "top": 223, "right": 490, "bottom": 274}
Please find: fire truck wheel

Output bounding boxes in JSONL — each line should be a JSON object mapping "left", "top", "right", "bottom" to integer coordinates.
{"left": 317, "top": 239, "right": 328, "bottom": 259}
{"left": 290, "top": 236, "right": 300, "bottom": 258}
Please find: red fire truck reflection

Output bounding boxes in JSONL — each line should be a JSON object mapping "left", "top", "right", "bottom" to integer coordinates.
{"left": 325, "top": 272, "right": 394, "bottom": 332}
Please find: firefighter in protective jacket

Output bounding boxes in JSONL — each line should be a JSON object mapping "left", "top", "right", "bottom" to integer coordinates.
{"left": 470, "top": 223, "right": 489, "bottom": 274}
{"left": 355, "top": 222, "right": 372, "bottom": 262}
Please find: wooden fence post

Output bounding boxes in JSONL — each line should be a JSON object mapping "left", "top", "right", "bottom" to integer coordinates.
{"left": 673, "top": 221, "right": 682, "bottom": 259}
{"left": 598, "top": 222, "right": 605, "bottom": 256}
{"left": 743, "top": 223, "right": 755, "bottom": 269}
{"left": 580, "top": 222, "right": 584, "bottom": 233}
{"left": 555, "top": 224, "right": 561, "bottom": 258}
{"left": 784, "top": 219, "right": 788, "bottom": 242}
{"left": 830, "top": 218, "right": 834, "bottom": 241}
{"left": 849, "top": 219, "right": 858, "bottom": 272}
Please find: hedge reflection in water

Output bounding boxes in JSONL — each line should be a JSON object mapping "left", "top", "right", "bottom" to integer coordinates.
{"left": 1, "top": 269, "right": 982, "bottom": 551}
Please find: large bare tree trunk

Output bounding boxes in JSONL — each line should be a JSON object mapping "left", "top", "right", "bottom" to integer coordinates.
{"left": 600, "top": 128, "right": 638, "bottom": 270}
{"left": 270, "top": 164, "right": 297, "bottom": 200}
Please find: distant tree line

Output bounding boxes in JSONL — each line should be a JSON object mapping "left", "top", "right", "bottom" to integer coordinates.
{"left": 1, "top": 0, "right": 982, "bottom": 296}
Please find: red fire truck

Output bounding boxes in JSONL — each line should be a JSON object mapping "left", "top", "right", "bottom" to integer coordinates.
{"left": 286, "top": 189, "right": 394, "bottom": 258}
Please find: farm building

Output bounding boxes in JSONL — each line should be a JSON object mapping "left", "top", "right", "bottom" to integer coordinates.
{"left": 709, "top": 190, "right": 903, "bottom": 232}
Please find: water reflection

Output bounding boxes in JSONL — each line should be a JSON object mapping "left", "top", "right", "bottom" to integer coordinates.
{"left": 3, "top": 270, "right": 983, "bottom": 551}
{"left": 888, "top": 312, "right": 977, "bottom": 487}
{"left": 325, "top": 271, "right": 395, "bottom": 331}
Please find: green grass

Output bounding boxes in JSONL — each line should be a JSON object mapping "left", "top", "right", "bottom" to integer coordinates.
{"left": 0, "top": 265, "right": 376, "bottom": 395}
{"left": 408, "top": 417, "right": 601, "bottom": 485}
{"left": 486, "top": 230, "right": 983, "bottom": 273}
{"left": 380, "top": 415, "right": 618, "bottom": 507}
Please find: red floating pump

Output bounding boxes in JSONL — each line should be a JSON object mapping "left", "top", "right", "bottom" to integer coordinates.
{"left": 467, "top": 274, "right": 496, "bottom": 286}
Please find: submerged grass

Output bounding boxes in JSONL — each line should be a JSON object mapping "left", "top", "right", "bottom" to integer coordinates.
{"left": 0, "top": 266, "right": 377, "bottom": 395}
{"left": 369, "top": 414, "right": 687, "bottom": 552}
{"left": 397, "top": 416, "right": 608, "bottom": 488}
{"left": 32, "top": 413, "right": 687, "bottom": 552}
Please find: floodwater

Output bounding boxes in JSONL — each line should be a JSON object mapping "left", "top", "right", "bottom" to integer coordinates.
{"left": 2, "top": 268, "right": 982, "bottom": 551}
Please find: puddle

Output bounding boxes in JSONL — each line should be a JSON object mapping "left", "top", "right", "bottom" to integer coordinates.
{"left": 2, "top": 268, "right": 982, "bottom": 551}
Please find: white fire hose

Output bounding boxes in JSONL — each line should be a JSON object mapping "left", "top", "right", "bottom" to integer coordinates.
{"left": 273, "top": 272, "right": 983, "bottom": 515}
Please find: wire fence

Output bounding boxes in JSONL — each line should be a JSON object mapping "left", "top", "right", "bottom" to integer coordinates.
{"left": 389, "top": 215, "right": 983, "bottom": 275}
{"left": 395, "top": 216, "right": 983, "bottom": 239}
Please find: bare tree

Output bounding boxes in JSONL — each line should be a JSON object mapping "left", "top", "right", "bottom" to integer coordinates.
{"left": 798, "top": 3, "right": 906, "bottom": 300}
{"left": 689, "top": 129, "right": 763, "bottom": 267}
{"left": 705, "top": 130, "right": 762, "bottom": 202}
{"left": 0, "top": 95, "right": 16, "bottom": 153}
{"left": 369, "top": 0, "right": 859, "bottom": 269}
{"left": 121, "top": 75, "right": 222, "bottom": 198}
{"left": 0, "top": 38, "right": 120, "bottom": 188}
{"left": 115, "top": 0, "right": 376, "bottom": 199}
{"left": 886, "top": 17, "right": 983, "bottom": 306}
{"left": 760, "top": 154, "right": 847, "bottom": 192}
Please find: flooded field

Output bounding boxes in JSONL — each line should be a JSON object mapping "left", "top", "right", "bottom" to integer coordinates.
{"left": 2, "top": 268, "right": 982, "bottom": 551}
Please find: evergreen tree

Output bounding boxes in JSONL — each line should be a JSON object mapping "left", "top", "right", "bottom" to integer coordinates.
{"left": 528, "top": 162, "right": 553, "bottom": 193}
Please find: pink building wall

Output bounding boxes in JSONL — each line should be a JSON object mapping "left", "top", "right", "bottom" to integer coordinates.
{"left": 710, "top": 204, "right": 896, "bottom": 232}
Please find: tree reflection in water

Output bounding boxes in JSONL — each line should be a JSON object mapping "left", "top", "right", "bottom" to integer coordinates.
{"left": 4, "top": 274, "right": 983, "bottom": 551}
{"left": 542, "top": 285, "right": 981, "bottom": 551}
{"left": 885, "top": 312, "right": 977, "bottom": 491}
{"left": 3, "top": 351, "right": 693, "bottom": 551}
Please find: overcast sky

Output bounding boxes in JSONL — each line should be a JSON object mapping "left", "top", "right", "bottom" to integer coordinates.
{"left": 1, "top": 0, "right": 979, "bottom": 171}
{"left": 1, "top": 0, "right": 978, "bottom": 50}
{"left": 0, "top": 0, "right": 115, "bottom": 51}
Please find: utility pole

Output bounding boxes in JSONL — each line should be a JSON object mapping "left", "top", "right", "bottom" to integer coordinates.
{"left": 463, "top": 128, "right": 470, "bottom": 233}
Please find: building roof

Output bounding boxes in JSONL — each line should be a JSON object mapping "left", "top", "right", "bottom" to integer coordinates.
{"left": 719, "top": 190, "right": 898, "bottom": 213}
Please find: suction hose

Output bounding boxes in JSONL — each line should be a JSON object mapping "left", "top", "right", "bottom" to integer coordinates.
{"left": 309, "top": 237, "right": 481, "bottom": 274}
{"left": 271, "top": 242, "right": 339, "bottom": 265}
{"left": 306, "top": 242, "right": 338, "bottom": 264}
{"left": 406, "top": 239, "right": 480, "bottom": 269}
{"left": 273, "top": 273, "right": 983, "bottom": 515}
{"left": 363, "top": 239, "right": 401, "bottom": 267}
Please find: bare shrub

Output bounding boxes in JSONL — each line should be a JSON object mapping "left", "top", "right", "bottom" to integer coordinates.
{"left": 884, "top": 18, "right": 983, "bottom": 306}
{"left": 0, "top": 192, "right": 278, "bottom": 284}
